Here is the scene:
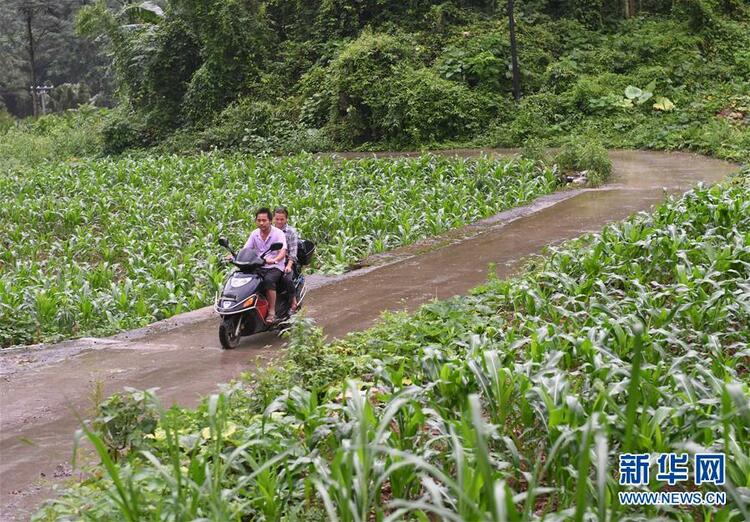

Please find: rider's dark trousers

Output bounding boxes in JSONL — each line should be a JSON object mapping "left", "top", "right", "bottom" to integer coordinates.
{"left": 282, "top": 271, "right": 295, "bottom": 303}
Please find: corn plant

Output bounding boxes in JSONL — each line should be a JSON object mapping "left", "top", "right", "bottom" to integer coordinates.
{"left": 35, "top": 170, "right": 750, "bottom": 520}
{"left": 1, "top": 153, "right": 557, "bottom": 347}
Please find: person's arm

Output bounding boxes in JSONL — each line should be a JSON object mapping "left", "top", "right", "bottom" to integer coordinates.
{"left": 274, "top": 247, "right": 287, "bottom": 264}
{"left": 288, "top": 230, "right": 298, "bottom": 263}
{"left": 285, "top": 230, "right": 298, "bottom": 272}
{"left": 267, "top": 246, "right": 286, "bottom": 264}
{"left": 266, "top": 230, "right": 287, "bottom": 264}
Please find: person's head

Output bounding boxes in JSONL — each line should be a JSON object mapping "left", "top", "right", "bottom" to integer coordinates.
{"left": 255, "top": 207, "right": 273, "bottom": 232}
{"left": 273, "top": 206, "right": 289, "bottom": 229}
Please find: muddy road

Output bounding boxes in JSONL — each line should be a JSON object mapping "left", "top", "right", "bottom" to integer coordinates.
{"left": 0, "top": 150, "right": 738, "bottom": 519}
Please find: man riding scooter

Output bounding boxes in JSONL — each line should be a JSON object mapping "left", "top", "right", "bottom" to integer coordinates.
{"left": 242, "top": 207, "right": 287, "bottom": 323}
{"left": 215, "top": 206, "right": 314, "bottom": 348}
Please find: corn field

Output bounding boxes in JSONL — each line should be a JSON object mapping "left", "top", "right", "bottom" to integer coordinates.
{"left": 0, "top": 153, "right": 557, "bottom": 347}
{"left": 34, "top": 170, "right": 750, "bottom": 520}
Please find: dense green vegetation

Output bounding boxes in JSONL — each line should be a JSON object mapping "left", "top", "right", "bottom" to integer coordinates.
{"left": 3, "top": 1, "right": 748, "bottom": 162}
{"left": 0, "top": 105, "right": 107, "bottom": 172}
{"left": 0, "top": 154, "right": 557, "bottom": 347}
{"left": 60, "top": 0, "right": 747, "bottom": 161}
{"left": 35, "top": 169, "right": 750, "bottom": 520}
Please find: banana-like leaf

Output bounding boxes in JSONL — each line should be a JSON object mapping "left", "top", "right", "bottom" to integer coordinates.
{"left": 123, "top": 1, "right": 164, "bottom": 24}
{"left": 653, "top": 96, "right": 675, "bottom": 111}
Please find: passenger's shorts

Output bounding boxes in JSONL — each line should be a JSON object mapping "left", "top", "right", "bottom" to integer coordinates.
{"left": 260, "top": 268, "right": 283, "bottom": 292}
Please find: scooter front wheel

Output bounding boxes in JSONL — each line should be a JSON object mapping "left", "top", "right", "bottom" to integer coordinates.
{"left": 219, "top": 316, "right": 241, "bottom": 350}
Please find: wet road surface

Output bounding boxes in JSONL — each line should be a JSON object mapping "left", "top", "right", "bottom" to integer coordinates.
{"left": 0, "top": 150, "right": 738, "bottom": 519}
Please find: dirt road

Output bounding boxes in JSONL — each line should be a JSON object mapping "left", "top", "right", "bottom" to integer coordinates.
{"left": 0, "top": 150, "right": 737, "bottom": 520}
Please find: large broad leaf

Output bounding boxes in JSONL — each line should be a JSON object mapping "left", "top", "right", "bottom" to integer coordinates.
{"left": 624, "top": 85, "right": 642, "bottom": 100}
{"left": 653, "top": 96, "right": 675, "bottom": 111}
{"left": 638, "top": 90, "right": 653, "bottom": 104}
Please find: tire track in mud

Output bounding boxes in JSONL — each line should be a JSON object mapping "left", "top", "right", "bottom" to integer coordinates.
{"left": 0, "top": 149, "right": 738, "bottom": 520}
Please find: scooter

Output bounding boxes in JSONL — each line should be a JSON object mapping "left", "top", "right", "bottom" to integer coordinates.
{"left": 215, "top": 237, "right": 313, "bottom": 349}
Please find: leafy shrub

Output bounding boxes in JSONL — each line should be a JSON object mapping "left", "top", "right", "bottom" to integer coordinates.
{"left": 48, "top": 83, "right": 92, "bottom": 112}
{"left": 0, "top": 107, "right": 106, "bottom": 170}
{"left": 543, "top": 56, "right": 581, "bottom": 94}
{"left": 101, "top": 108, "right": 149, "bottom": 155}
{"left": 436, "top": 32, "right": 509, "bottom": 91}
{"left": 520, "top": 137, "right": 550, "bottom": 163}
{"left": 0, "top": 105, "right": 16, "bottom": 133}
{"left": 424, "top": 1, "right": 482, "bottom": 33}
{"left": 676, "top": 0, "right": 720, "bottom": 31}
{"left": 379, "top": 66, "right": 505, "bottom": 146}
{"left": 180, "top": 64, "right": 231, "bottom": 126}
{"left": 569, "top": 0, "right": 605, "bottom": 28}
{"left": 564, "top": 76, "right": 615, "bottom": 114}
{"left": 301, "top": 31, "right": 418, "bottom": 146}
{"left": 555, "top": 132, "right": 612, "bottom": 185}
{"left": 199, "top": 99, "right": 286, "bottom": 150}
{"left": 140, "top": 17, "right": 201, "bottom": 130}
{"left": 299, "top": 31, "right": 506, "bottom": 147}
{"left": 92, "top": 389, "right": 159, "bottom": 459}
{"left": 197, "top": 98, "right": 334, "bottom": 153}
{"left": 502, "top": 92, "right": 567, "bottom": 143}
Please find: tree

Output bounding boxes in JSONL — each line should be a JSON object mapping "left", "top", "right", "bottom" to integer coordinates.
{"left": 624, "top": 0, "right": 637, "bottom": 17}
{"left": 508, "top": 0, "right": 521, "bottom": 101}
{"left": 14, "top": 1, "right": 69, "bottom": 115}
{"left": 0, "top": 0, "right": 110, "bottom": 117}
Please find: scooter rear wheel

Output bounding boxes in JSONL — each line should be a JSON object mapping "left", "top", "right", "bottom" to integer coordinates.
{"left": 219, "top": 316, "right": 241, "bottom": 350}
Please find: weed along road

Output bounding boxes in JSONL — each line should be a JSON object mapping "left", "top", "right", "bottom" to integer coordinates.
{"left": 0, "top": 150, "right": 738, "bottom": 520}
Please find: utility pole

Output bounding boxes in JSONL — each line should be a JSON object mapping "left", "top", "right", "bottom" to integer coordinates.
{"left": 24, "top": 5, "right": 39, "bottom": 116}
{"left": 508, "top": 0, "right": 521, "bottom": 102}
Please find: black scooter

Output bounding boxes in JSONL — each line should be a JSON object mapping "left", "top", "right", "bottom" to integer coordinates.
{"left": 215, "top": 237, "right": 313, "bottom": 349}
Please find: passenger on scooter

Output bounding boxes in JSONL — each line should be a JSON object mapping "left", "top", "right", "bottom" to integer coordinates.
{"left": 273, "top": 206, "right": 299, "bottom": 312}
{"left": 244, "top": 207, "right": 287, "bottom": 323}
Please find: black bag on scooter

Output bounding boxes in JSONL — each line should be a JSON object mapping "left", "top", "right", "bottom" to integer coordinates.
{"left": 297, "top": 239, "right": 316, "bottom": 266}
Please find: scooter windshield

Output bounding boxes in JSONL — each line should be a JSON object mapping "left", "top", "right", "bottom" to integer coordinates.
{"left": 234, "top": 247, "right": 264, "bottom": 268}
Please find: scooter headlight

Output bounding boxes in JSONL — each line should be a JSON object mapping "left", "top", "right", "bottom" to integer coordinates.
{"left": 230, "top": 276, "right": 252, "bottom": 288}
{"left": 222, "top": 300, "right": 234, "bottom": 309}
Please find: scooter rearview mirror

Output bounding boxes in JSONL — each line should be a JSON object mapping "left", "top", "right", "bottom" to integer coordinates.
{"left": 218, "top": 237, "right": 230, "bottom": 249}
{"left": 269, "top": 242, "right": 283, "bottom": 251}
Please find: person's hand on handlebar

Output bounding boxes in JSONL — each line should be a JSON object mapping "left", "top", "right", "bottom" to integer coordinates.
{"left": 265, "top": 250, "right": 286, "bottom": 265}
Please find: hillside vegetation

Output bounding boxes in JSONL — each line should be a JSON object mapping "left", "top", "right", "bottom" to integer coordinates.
{"left": 2, "top": 0, "right": 748, "bottom": 163}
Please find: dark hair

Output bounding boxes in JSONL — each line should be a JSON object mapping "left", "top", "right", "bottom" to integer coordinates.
{"left": 255, "top": 207, "right": 272, "bottom": 220}
{"left": 273, "top": 206, "right": 289, "bottom": 217}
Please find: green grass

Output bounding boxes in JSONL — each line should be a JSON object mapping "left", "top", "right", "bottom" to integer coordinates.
{"left": 0, "top": 153, "right": 558, "bottom": 347}
{"left": 0, "top": 106, "right": 106, "bottom": 172}
{"left": 34, "top": 169, "right": 750, "bottom": 520}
